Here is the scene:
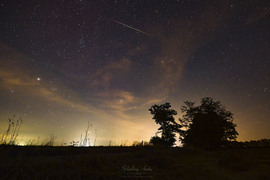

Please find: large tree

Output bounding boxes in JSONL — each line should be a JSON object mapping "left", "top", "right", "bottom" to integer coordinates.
{"left": 149, "top": 103, "right": 181, "bottom": 147}
{"left": 179, "top": 97, "right": 238, "bottom": 149}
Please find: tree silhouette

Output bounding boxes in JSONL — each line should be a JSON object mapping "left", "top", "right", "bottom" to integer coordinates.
{"left": 149, "top": 103, "right": 181, "bottom": 147}
{"left": 179, "top": 97, "right": 238, "bottom": 149}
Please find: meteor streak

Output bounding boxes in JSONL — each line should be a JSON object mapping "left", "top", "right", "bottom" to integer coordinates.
{"left": 112, "top": 20, "right": 151, "bottom": 36}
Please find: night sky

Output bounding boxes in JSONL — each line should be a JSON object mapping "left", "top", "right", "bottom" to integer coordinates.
{"left": 0, "top": 0, "right": 270, "bottom": 145}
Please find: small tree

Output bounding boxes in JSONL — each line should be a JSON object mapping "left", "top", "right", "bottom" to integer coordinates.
{"left": 149, "top": 103, "right": 181, "bottom": 147}
{"left": 179, "top": 97, "right": 238, "bottom": 149}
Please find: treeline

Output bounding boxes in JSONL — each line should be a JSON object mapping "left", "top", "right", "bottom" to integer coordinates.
{"left": 228, "top": 139, "right": 270, "bottom": 148}
{"left": 149, "top": 97, "right": 239, "bottom": 149}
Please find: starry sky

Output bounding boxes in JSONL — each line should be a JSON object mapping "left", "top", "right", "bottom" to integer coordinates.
{"left": 0, "top": 0, "right": 270, "bottom": 145}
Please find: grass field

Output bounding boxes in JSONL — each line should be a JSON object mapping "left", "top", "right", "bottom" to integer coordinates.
{"left": 0, "top": 146, "right": 269, "bottom": 179}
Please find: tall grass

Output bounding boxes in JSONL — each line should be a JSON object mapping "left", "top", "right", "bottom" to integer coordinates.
{"left": 0, "top": 115, "right": 23, "bottom": 145}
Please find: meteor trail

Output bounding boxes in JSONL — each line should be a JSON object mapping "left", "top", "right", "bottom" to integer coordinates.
{"left": 112, "top": 20, "right": 151, "bottom": 36}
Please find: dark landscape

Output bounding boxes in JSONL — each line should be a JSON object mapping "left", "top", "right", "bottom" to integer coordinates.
{"left": 1, "top": 145, "right": 270, "bottom": 180}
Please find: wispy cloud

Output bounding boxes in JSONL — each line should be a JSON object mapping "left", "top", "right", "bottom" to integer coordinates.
{"left": 90, "top": 58, "right": 132, "bottom": 87}
{"left": 0, "top": 42, "right": 99, "bottom": 114}
{"left": 0, "top": 70, "right": 38, "bottom": 86}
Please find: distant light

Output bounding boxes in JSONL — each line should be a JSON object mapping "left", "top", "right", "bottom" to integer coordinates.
{"left": 17, "top": 141, "right": 25, "bottom": 146}
{"left": 37, "top": 77, "right": 41, "bottom": 81}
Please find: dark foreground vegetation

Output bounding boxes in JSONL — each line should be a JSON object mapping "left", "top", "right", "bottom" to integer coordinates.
{"left": 149, "top": 97, "right": 238, "bottom": 149}
{"left": 0, "top": 145, "right": 270, "bottom": 180}
{"left": 1, "top": 97, "right": 269, "bottom": 179}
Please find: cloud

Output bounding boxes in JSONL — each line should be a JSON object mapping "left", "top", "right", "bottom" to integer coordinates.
{"left": 87, "top": 88, "right": 168, "bottom": 123}
{"left": 141, "top": 1, "right": 240, "bottom": 97}
{"left": 93, "top": 90, "right": 137, "bottom": 119}
{"left": 39, "top": 88, "right": 97, "bottom": 113}
{"left": 90, "top": 58, "right": 132, "bottom": 87}
{"left": 0, "top": 42, "right": 98, "bottom": 114}
{"left": 0, "top": 41, "right": 160, "bottom": 126}
{"left": 0, "top": 70, "right": 38, "bottom": 86}
{"left": 0, "top": 42, "right": 39, "bottom": 87}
